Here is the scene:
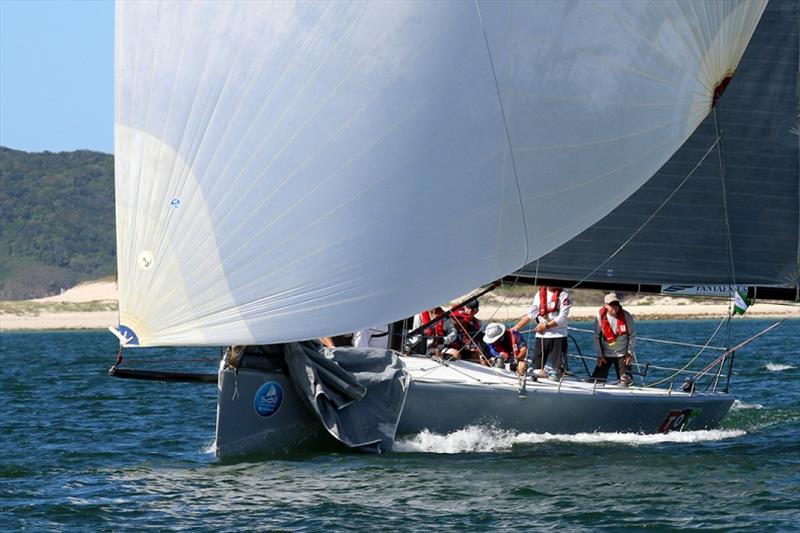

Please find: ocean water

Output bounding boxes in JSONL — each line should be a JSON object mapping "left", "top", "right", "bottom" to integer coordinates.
{"left": 1, "top": 319, "right": 798, "bottom": 531}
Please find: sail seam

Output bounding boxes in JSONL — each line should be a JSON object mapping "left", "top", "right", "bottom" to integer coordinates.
{"left": 473, "top": 0, "right": 531, "bottom": 268}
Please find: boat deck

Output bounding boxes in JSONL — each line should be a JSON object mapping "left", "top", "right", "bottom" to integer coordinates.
{"left": 401, "top": 355, "right": 713, "bottom": 398}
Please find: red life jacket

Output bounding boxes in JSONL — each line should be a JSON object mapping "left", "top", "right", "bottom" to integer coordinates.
{"left": 538, "top": 287, "right": 561, "bottom": 317}
{"left": 450, "top": 308, "right": 481, "bottom": 349}
{"left": 599, "top": 306, "right": 628, "bottom": 344}
{"left": 493, "top": 330, "right": 521, "bottom": 360}
{"left": 421, "top": 307, "right": 445, "bottom": 337}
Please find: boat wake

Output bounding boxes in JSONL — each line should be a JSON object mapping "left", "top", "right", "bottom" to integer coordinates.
{"left": 732, "top": 399, "right": 764, "bottom": 410}
{"left": 202, "top": 439, "right": 217, "bottom": 455}
{"left": 393, "top": 426, "right": 746, "bottom": 454}
{"left": 765, "top": 362, "right": 795, "bottom": 372}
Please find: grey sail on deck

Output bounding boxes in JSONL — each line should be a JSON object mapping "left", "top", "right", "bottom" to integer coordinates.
{"left": 283, "top": 342, "right": 409, "bottom": 453}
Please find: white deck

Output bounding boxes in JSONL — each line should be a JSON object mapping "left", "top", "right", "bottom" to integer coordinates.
{"left": 401, "top": 355, "right": 702, "bottom": 398}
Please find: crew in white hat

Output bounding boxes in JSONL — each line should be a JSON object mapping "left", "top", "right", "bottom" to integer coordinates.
{"left": 483, "top": 322, "right": 528, "bottom": 376}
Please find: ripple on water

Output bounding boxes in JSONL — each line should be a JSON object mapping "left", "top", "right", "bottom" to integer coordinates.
{"left": 1, "top": 325, "right": 798, "bottom": 531}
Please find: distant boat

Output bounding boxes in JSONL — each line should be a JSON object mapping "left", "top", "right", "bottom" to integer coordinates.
{"left": 110, "top": 1, "right": 787, "bottom": 456}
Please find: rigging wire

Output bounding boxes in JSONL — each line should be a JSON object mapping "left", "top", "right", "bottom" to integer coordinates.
{"left": 517, "top": 127, "right": 741, "bottom": 386}
{"left": 644, "top": 313, "right": 730, "bottom": 388}
{"left": 567, "top": 352, "right": 706, "bottom": 378}
{"left": 714, "top": 109, "right": 735, "bottom": 274}
{"left": 554, "top": 125, "right": 743, "bottom": 387}
{"left": 713, "top": 107, "right": 737, "bottom": 352}
{"left": 567, "top": 326, "right": 727, "bottom": 351}
{"left": 506, "top": 136, "right": 728, "bottom": 382}
{"left": 414, "top": 48, "right": 773, "bottom": 390}
{"left": 565, "top": 135, "right": 722, "bottom": 292}
{"left": 413, "top": 111, "right": 778, "bottom": 389}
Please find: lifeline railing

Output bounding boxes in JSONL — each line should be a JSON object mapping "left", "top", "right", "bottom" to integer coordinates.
{"left": 565, "top": 319, "right": 789, "bottom": 393}
{"left": 688, "top": 319, "right": 785, "bottom": 392}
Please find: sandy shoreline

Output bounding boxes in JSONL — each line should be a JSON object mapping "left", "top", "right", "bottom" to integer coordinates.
{"left": 1, "top": 280, "right": 797, "bottom": 332}
{"left": 1, "top": 310, "right": 120, "bottom": 331}
{"left": 476, "top": 302, "right": 798, "bottom": 323}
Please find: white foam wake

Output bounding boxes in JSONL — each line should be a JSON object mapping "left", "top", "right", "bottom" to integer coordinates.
{"left": 202, "top": 438, "right": 217, "bottom": 455}
{"left": 732, "top": 399, "right": 764, "bottom": 410}
{"left": 765, "top": 362, "right": 795, "bottom": 372}
{"left": 393, "top": 426, "right": 745, "bottom": 454}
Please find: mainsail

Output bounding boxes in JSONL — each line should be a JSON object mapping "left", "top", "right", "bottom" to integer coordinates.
{"left": 115, "top": 1, "right": 766, "bottom": 346}
{"left": 518, "top": 0, "right": 799, "bottom": 291}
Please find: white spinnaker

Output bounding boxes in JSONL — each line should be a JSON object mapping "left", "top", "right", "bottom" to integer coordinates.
{"left": 114, "top": 0, "right": 765, "bottom": 346}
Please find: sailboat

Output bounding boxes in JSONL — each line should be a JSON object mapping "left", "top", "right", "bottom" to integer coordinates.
{"left": 110, "top": 1, "right": 793, "bottom": 457}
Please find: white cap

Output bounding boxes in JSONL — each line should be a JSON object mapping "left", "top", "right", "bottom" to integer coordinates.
{"left": 604, "top": 292, "right": 620, "bottom": 305}
{"left": 483, "top": 322, "right": 506, "bottom": 344}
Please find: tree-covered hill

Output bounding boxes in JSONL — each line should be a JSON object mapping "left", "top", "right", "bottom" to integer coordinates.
{"left": 0, "top": 146, "right": 115, "bottom": 300}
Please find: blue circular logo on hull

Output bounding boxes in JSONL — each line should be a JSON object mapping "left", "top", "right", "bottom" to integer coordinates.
{"left": 254, "top": 381, "right": 283, "bottom": 417}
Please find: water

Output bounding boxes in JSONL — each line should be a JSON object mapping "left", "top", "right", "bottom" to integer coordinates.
{"left": 2, "top": 319, "right": 798, "bottom": 531}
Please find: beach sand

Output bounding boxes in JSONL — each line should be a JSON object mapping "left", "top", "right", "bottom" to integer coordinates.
{"left": 1, "top": 280, "right": 797, "bottom": 332}
{"left": 1, "top": 281, "right": 119, "bottom": 331}
{"left": 474, "top": 296, "right": 797, "bottom": 323}
{"left": 34, "top": 280, "right": 118, "bottom": 303}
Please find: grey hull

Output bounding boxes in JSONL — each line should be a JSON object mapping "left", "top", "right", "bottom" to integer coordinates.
{"left": 399, "top": 380, "right": 733, "bottom": 436}
{"left": 215, "top": 367, "right": 332, "bottom": 458}
{"left": 215, "top": 360, "right": 734, "bottom": 458}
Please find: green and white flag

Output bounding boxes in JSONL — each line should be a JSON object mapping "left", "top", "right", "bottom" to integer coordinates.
{"left": 732, "top": 287, "right": 751, "bottom": 315}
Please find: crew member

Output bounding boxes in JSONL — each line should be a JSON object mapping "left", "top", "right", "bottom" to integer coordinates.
{"left": 511, "top": 286, "right": 572, "bottom": 378}
{"left": 353, "top": 325, "right": 390, "bottom": 349}
{"left": 483, "top": 322, "right": 528, "bottom": 376}
{"left": 410, "top": 307, "right": 456, "bottom": 354}
{"left": 591, "top": 292, "right": 636, "bottom": 386}
{"left": 445, "top": 300, "right": 485, "bottom": 363}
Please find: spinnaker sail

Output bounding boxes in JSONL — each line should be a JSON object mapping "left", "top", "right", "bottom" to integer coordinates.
{"left": 115, "top": 1, "right": 766, "bottom": 346}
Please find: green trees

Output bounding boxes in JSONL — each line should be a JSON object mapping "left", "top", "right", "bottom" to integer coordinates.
{"left": 0, "top": 147, "right": 115, "bottom": 299}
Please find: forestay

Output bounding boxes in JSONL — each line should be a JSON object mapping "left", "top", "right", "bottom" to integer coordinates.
{"left": 115, "top": 1, "right": 765, "bottom": 346}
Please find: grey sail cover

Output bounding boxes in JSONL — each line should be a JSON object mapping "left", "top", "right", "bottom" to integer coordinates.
{"left": 521, "top": 0, "right": 800, "bottom": 288}
{"left": 283, "top": 342, "right": 409, "bottom": 453}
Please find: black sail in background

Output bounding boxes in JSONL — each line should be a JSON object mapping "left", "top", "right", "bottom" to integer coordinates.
{"left": 517, "top": 0, "right": 799, "bottom": 296}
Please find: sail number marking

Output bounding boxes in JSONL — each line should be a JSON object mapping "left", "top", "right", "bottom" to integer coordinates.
{"left": 657, "top": 408, "right": 699, "bottom": 433}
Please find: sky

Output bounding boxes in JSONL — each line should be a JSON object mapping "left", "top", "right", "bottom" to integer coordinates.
{"left": 1, "top": 0, "right": 114, "bottom": 154}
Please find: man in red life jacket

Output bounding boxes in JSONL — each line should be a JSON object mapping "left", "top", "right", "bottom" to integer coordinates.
{"left": 483, "top": 322, "right": 528, "bottom": 376}
{"left": 591, "top": 292, "right": 636, "bottom": 386}
{"left": 511, "top": 286, "right": 572, "bottom": 378}
{"left": 445, "top": 299, "right": 485, "bottom": 363}
{"left": 410, "top": 306, "right": 456, "bottom": 354}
